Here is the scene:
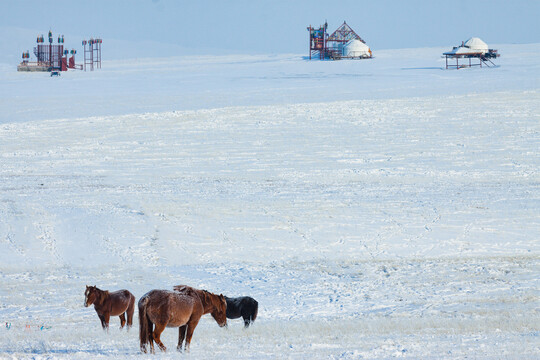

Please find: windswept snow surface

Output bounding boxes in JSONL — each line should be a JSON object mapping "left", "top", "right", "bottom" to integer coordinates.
{"left": 1, "top": 45, "right": 539, "bottom": 358}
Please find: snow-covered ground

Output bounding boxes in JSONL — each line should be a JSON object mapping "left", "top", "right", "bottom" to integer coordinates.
{"left": 2, "top": 44, "right": 539, "bottom": 124}
{"left": 1, "top": 44, "right": 539, "bottom": 359}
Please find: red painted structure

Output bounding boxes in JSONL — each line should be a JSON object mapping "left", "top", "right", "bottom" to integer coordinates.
{"left": 307, "top": 22, "right": 328, "bottom": 60}
{"left": 33, "top": 31, "right": 64, "bottom": 70}
{"left": 18, "top": 30, "right": 85, "bottom": 72}
{"left": 307, "top": 21, "right": 370, "bottom": 60}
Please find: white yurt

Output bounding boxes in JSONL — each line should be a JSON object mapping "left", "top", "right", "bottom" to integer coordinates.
{"left": 344, "top": 39, "right": 372, "bottom": 58}
{"left": 464, "top": 37, "right": 489, "bottom": 53}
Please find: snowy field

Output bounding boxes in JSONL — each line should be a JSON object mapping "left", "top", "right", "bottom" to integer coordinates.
{"left": 1, "top": 44, "right": 539, "bottom": 359}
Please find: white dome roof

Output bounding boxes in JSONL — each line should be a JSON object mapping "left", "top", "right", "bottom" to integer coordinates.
{"left": 345, "top": 39, "right": 369, "bottom": 51}
{"left": 344, "top": 39, "right": 371, "bottom": 57}
{"left": 464, "top": 37, "right": 488, "bottom": 52}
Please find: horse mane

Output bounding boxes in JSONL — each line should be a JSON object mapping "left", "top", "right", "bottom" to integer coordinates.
{"left": 173, "top": 285, "right": 215, "bottom": 307}
{"left": 173, "top": 285, "right": 197, "bottom": 296}
{"left": 93, "top": 287, "right": 109, "bottom": 305}
{"left": 200, "top": 290, "right": 211, "bottom": 305}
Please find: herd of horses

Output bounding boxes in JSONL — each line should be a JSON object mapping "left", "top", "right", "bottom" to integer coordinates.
{"left": 84, "top": 285, "right": 258, "bottom": 353}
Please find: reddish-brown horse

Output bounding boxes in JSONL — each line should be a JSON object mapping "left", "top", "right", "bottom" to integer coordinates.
{"left": 84, "top": 285, "right": 136, "bottom": 330}
{"left": 139, "top": 286, "right": 227, "bottom": 353}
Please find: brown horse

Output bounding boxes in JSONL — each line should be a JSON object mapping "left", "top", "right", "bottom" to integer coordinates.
{"left": 139, "top": 286, "right": 227, "bottom": 353}
{"left": 84, "top": 285, "right": 135, "bottom": 330}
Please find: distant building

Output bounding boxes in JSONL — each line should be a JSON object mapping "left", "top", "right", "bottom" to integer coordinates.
{"left": 17, "top": 30, "right": 99, "bottom": 73}
{"left": 307, "top": 21, "right": 372, "bottom": 60}
{"left": 443, "top": 37, "right": 499, "bottom": 69}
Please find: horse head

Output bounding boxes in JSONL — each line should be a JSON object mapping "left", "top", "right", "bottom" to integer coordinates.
{"left": 210, "top": 293, "right": 227, "bottom": 328}
{"left": 174, "top": 285, "right": 227, "bottom": 327}
{"left": 84, "top": 285, "right": 97, "bottom": 307}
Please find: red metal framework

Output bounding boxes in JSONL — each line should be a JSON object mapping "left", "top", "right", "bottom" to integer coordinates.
{"left": 94, "top": 40, "right": 102, "bottom": 69}
{"left": 83, "top": 38, "right": 102, "bottom": 71}
{"left": 326, "top": 21, "right": 365, "bottom": 55}
{"left": 33, "top": 44, "right": 63, "bottom": 69}
{"left": 18, "top": 30, "right": 83, "bottom": 72}
{"left": 33, "top": 32, "right": 63, "bottom": 70}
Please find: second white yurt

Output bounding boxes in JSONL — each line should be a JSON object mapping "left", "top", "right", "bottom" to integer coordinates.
{"left": 464, "top": 37, "right": 489, "bottom": 54}
{"left": 344, "top": 39, "right": 372, "bottom": 58}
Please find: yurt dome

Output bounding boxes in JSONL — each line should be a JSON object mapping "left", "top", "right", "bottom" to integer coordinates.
{"left": 464, "top": 37, "right": 488, "bottom": 53}
{"left": 344, "top": 39, "right": 371, "bottom": 58}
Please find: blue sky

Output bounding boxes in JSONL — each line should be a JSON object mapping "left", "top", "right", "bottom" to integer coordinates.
{"left": 1, "top": 0, "right": 539, "bottom": 55}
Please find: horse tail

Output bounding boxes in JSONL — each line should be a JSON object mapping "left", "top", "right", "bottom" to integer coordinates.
{"left": 138, "top": 295, "right": 151, "bottom": 352}
{"left": 251, "top": 299, "right": 258, "bottom": 322}
{"left": 126, "top": 292, "right": 135, "bottom": 327}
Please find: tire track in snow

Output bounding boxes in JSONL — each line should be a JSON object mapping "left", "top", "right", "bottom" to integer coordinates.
{"left": 0, "top": 200, "right": 28, "bottom": 262}
{"left": 32, "top": 206, "right": 62, "bottom": 264}
{"left": 3, "top": 230, "right": 26, "bottom": 259}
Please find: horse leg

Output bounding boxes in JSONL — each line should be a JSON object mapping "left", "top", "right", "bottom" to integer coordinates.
{"left": 152, "top": 323, "right": 167, "bottom": 352}
{"left": 242, "top": 308, "right": 252, "bottom": 327}
{"left": 102, "top": 313, "right": 110, "bottom": 331}
{"left": 184, "top": 318, "right": 200, "bottom": 353}
{"left": 119, "top": 313, "right": 126, "bottom": 329}
{"left": 177, "top": 325, "right": 187, "bottom": 352}
{"left": 243, "top": 315, "right": 251, "bottom": 328}
{"left": 98, "top": 314, "right": 107, "bottom": 330}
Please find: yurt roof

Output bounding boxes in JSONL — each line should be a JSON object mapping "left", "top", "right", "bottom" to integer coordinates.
{"left": 464, "top": 37, "right": 488, "bottom": 51}
{"left": 345, "top": 39, "right": 370, "bottom": 51}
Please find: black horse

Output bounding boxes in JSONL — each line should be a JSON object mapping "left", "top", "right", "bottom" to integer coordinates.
{"left": 224, "top": 296, "right": 258, "bottom": 328}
